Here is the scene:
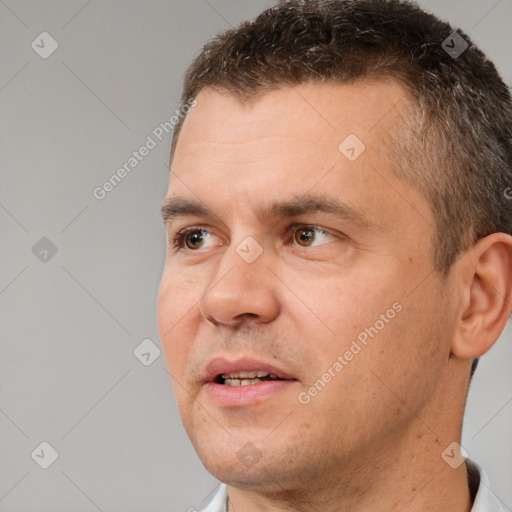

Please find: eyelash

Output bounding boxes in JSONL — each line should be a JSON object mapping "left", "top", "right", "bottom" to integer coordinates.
{"left": 170, "top": 224, "right": 339, "bottom": 251}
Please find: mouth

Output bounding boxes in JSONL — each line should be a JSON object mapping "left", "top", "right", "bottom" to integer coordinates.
{"left": 202, "top": 357, "right": 299, "bottom": 406}
{"left": 214, "top": 370, "right": 287, "bottom": 386}
{"left": 203, "top": 356, "right": 297, "bottom": 385}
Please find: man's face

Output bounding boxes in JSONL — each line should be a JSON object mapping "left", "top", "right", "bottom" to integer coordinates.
{"left": 157, "top": 82, "right": 457, "bottom": 490}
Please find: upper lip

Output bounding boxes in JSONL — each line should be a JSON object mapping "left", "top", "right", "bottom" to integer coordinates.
{"left": 202, "top": 357, "right": 296, "bottom": 383}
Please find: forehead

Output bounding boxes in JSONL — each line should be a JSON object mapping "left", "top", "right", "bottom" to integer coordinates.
{"left": 175, "top": 80, "right": 408, "bottom": 159}
{"left": 167, "top": 81, "right": 432, "bottom": 236}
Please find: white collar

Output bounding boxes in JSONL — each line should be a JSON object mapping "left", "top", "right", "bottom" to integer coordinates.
{"left": 466, "top": 459, "right": 509, "bottom": 511}
{"left": 198, "top": 483, "right": 228, "bottom": 512}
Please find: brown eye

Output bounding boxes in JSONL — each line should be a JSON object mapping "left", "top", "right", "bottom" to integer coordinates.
{"left": 172, "top": 226, "right": 221, "bottom": 252}
{"left": 292, "top": 226, "right": 335, "bottom": 248}
{"left": 294, "top": 227, "right": 316, "bottom": 247}
{"left": 184, "top": 230, "right": 205, "bottom": 250}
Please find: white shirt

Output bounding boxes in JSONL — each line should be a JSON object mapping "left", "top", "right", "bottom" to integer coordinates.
{"left": 198, "top": 459, "right": 508, "bottom": 511}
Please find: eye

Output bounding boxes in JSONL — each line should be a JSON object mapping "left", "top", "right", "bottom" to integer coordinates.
{"left": 171, "top": 226, "right": 219, "bottom": 251}
{"left": 170, "top": 224, "right": 339, "bottom": 253}
{"left": 291, "top": 225, "right": 336, "bottom": 247}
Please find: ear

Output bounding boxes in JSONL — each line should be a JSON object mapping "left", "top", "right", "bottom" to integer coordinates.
{"left": 451, "top": 233, "right": 512, "bottom": 360}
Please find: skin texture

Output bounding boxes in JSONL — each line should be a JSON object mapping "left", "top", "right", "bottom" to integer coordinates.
{"left": 157, "top": 82, "right": 512, "bottom": 512}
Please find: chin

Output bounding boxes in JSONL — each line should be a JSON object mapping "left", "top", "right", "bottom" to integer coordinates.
{"left": 195, "top": 435, "right": 306, "bottom": 493}
{"left": 203, "top": 458, "right": 286, "bottom": 492}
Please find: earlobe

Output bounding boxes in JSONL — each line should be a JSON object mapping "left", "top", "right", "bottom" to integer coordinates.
{"left": 451, "top": 233, "right": 512, "bottom": 361}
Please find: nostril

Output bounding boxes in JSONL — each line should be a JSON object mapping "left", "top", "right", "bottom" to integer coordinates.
{"left": 203, "top": 313, "right": 219, "bottom": 326}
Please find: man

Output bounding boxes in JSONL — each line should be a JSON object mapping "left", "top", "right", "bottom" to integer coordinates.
{"left": 157, "top": 1, "right": 512, "bottom": 510}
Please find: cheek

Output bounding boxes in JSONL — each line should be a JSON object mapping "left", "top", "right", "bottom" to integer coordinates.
{"left": 321, "top": 272, "right": 399, "bottom": 343}
{"left": 290, "top": 265, "right": 421, "bottom": 396}
{"left": 356, "top": 283, "right": 451, "bottom": 417}
{"left": 157, "top": 269, "right": 202, "bottom": 373}
{"left": 157, "top": 265, "right": 202, "bottom": 324}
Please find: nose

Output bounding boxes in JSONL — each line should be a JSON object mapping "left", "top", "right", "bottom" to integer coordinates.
{"left": 199, "top": 239, "right": 280, "bottom": 327}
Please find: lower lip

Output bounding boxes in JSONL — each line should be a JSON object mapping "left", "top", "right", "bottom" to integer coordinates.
{"left": 203, "top": 380, "right": 298, "bottom": 407}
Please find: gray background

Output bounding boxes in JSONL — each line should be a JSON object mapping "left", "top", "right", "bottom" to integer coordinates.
{"left": 0, "top": 1, "right": 510, "bottom": 511}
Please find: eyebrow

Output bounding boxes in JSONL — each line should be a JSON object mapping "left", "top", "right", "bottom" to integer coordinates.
{"left": 161, "top": 194, "right": 375, "bottom": 229}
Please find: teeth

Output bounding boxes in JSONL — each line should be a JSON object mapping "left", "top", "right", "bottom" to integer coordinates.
{"left": 224, "top": 378, "right": 264, "bottom": 386}
{"left": 222, "top": 373, "right": 283, "bottom": 386}
{"left": 221, "top": 370, "right": 274, "bottom": 379}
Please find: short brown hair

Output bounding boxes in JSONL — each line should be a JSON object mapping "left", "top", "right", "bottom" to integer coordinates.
{"left": 170, "top": 0, "right": 512, "bottom": 274}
